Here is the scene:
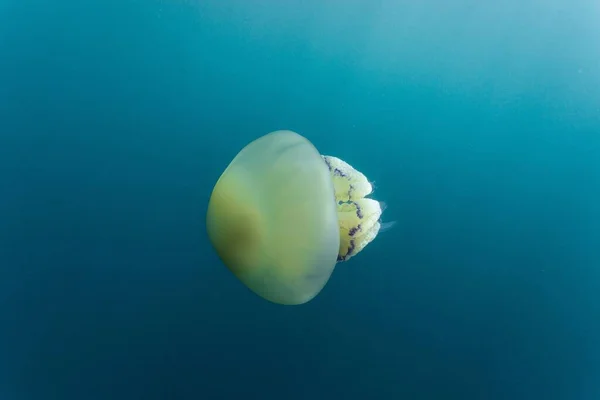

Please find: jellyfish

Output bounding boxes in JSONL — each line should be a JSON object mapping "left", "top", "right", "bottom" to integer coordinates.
{"left": 206, "top": 130, "right": 392, "bottom": 305}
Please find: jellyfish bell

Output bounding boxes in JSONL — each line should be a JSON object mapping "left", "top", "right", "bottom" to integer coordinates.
{"left": 206, "top": 130, "right": 391, "bottom": 305}
{"left": 206, "top": 130, "right": 340, "bottom": 305}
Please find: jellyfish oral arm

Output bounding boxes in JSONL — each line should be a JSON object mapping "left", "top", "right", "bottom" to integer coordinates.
{"left": 322, "top": 155, "right": 389, "bottom": 262}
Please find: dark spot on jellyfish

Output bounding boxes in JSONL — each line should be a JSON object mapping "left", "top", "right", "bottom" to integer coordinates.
{"left": 348, "top": 224, "right": 362, "bottom": 237}
{"left": 333, "top": 168, "right": 347, "bottom": 178}
{"left": 323, "top": 156, "right": 332, "bottom": 171}
{"left": 337, "top": 240, "right": 356, "bottom": 262}
{"left": 356, "top": 203, "right": 363, "bottom": 219}
{"left": 348, "top": 184, "right": 354, "bottom": 198}
{"left": 348, "top": 239, "right": 356, "bottom": 255}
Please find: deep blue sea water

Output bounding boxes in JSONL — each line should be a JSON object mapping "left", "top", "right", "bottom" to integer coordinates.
{"left": 1, "top": 1, "right": 599, "bottom": 399}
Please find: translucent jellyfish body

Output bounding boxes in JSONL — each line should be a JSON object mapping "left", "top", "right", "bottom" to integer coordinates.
{"left": 206, "top": 130, "right": 390, "bottom": 305}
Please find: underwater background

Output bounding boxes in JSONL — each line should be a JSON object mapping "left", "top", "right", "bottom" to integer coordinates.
{"left": 1, "top": 0, "right": 599, "bottom": 399}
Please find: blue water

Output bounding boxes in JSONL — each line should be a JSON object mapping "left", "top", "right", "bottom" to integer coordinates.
{"left": 1, "top": 1, "right": 599, "bottom": 399}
